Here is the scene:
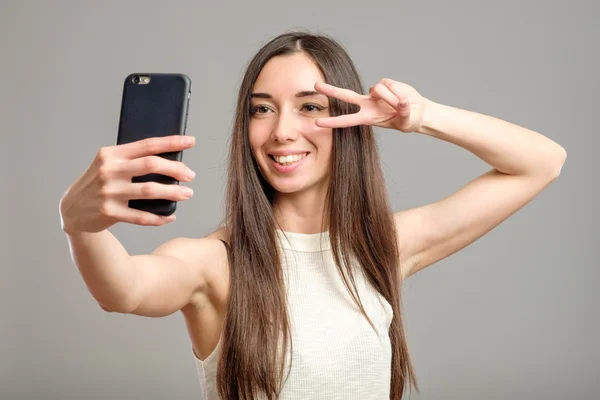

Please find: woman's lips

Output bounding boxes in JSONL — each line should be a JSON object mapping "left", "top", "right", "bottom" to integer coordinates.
{"left": 269, "top": 153, "right": 309, "bottom": 173}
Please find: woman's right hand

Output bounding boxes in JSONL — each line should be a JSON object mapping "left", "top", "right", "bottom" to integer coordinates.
{"left": 59, "top": 135, "right": 196, "bottom": 235}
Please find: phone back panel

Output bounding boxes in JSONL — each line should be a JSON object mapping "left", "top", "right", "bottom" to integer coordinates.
{"left": 116, "top": 73, "right": 191, "bottom": 216}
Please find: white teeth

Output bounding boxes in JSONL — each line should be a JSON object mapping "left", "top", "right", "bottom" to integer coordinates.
{"left": 273, "top": 153, "right": 307, "bottom": 165}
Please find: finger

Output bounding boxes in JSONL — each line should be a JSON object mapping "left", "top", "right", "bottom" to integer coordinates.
{"left": 109, "top": 203, "right": 177, "bottom": 226}
{"left": 124, "top": 156, "right": 195, "bottom": 182}
{"left": 380, "top": 81, "right": 411, "bottom": 115}
{"left": 315, "top": 112, "right": 366, "bottom": 129}
{"left": 369, "top": 83, "right": 401, "bottom": 110}
{"left": 116, "top": 135, "right": 195, "bottom": 160}
{"left": 314, "top": 81, "right": 363, "bottom": 105}
{"left": 119, "top": 181, "right": 194, "bottom": 202}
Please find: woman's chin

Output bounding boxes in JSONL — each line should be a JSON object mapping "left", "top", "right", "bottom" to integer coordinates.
{"left": 271, "top": 182, "right": 305, "bottom": 194}
{"left": 266, "top": 175, "right": 311, "bottom": 194}
{"left": 267, "top": 174, "right": 329, "bottom": 196}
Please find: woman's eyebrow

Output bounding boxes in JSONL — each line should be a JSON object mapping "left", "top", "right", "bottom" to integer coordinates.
{"left": 295, "top": 90, "right": 325, "bottom": 98}
{"left": 250, "top": 90, "right": 326, "bottom": 99}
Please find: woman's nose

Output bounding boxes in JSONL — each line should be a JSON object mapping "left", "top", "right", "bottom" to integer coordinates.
{"left": 271, "top": 108, "right": 300, "bottom": 142}
{"left": 271, "top": 111, "right": 300, "bottom": 142}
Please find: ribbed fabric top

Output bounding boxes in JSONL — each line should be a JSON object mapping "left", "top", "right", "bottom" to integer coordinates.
{"left": 193, "top": 229, "right": 393, "bottom": 399}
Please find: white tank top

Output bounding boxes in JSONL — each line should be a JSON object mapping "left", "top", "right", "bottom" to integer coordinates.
{"left": 193, "top": 229, "right": 394, "bottom": 399}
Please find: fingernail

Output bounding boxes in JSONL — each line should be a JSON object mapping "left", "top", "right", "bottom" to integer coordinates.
{"left": 183, "top": 136, "right": 195, "bottom": 145}
{"left": 182, "top": 187, "right": 194, "bottom": 197}
{"left": 186, "top": 169, "right": 196, "bottom": 179}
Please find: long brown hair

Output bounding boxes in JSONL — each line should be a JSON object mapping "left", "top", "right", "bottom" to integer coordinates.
{"left": 218, "top": 31, "right": 418, "bottom": 399}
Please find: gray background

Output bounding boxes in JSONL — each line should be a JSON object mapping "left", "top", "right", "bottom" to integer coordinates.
{"left": 1, "top": 0, "right": 598, "bottom": 399}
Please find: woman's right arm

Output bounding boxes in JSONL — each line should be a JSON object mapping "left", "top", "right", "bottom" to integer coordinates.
{"left": 60, "top": 135, "right": 204, "bottom": 316}
{"left": 65, "top": 230, "right": 217, "bottom": 316}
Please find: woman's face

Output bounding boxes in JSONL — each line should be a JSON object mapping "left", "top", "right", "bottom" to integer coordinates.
{"left": 248, "top": 52, "right": 333, "bottom": 195}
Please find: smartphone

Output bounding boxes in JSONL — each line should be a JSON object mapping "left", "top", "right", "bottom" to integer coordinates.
{"left": 116, "top": 73, "right": 192, "bottom": 216}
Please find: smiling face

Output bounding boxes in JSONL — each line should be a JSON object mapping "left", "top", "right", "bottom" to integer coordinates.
{"left": 248, "top": 52, "right": 333, "bottom": 196}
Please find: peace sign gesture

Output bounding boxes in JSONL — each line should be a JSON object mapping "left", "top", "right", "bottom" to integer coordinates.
{"left": 314, "top": 78, "right": 427, "bottom": 133}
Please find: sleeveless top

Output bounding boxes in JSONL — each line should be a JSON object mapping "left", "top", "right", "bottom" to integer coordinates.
{"left": 192, "top": 229, "right": 394, "bottom": 399}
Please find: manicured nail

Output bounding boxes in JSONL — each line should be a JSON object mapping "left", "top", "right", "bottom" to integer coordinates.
{"left": 182, "top": 187, "right": 194, "bottom": 197}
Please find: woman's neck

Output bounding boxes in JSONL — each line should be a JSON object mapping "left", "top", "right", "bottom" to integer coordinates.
{"left": 273, "top": 189, "right": 328, "bottom": 234}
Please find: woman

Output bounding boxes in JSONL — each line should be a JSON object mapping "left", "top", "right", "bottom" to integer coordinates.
{"left": 59, "top": 31, "right": 567, "bottom": 399}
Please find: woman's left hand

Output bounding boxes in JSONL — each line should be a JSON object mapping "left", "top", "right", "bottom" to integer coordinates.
{"left": 314, "top": 78, "right": 427, "bottom": 133}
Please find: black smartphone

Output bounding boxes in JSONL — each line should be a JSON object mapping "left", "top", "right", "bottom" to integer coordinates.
{"left": 116, "top": 73, "right": 192, "bottom": 216}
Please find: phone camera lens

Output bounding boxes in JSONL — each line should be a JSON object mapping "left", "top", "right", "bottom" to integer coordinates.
{"left": 133, "top": 75, "right": 140, "bottom": 84}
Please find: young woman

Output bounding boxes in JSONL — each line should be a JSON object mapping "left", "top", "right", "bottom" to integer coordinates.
{"left": 59, "top": 32, "right": 567, "bottom": 399}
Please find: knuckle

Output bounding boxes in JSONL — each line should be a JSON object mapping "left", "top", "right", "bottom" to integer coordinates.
{"left": 96, "top": 147, "right": 112, "bottom": 162}
{"left": 96, "top": 165, "right": 113, "bottom": 183}
{"left": 143, "top": 156, "right": 160, "bottom": 170}
{"left": 98, "top": 183, "right": 114, "bottom": 200}
{"left": 98, "top": 202, "right": 113, "bottom": 217}
{"left": 140, "top": 182, "right": 157, "bottom": 197}
{"left": 133, "top": 214, "right": 153, "bottom": 226}
{"left": 113, "top": 162, "right": 128, "bottom": 176}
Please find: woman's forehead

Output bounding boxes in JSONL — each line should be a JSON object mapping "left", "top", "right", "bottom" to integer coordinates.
{"left": 253, "top": 53, "right": 324, "bottom": 95}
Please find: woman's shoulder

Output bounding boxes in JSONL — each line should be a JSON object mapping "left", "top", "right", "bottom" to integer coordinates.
{"left": 157, "top": 225, "right": 230, "bottom": 264}
{"left": 160, "top": 225, "right": 231, "bottom": 294}
{"left": 170, "top": 225, "right": 231, "bottom": 312}
{"left": 202, "top": 226, "right": 231, "bottom": 296}
{"left": 200, "top": 225, "right": 231, "bottom": 281}
{"left": 206, "top": 225, "right": 231, "bottom": 245}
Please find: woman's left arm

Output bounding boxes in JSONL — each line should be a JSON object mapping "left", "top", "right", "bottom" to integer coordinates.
{"left": 395, "top": 99, "right": 567, "bottom": 279}
{"left": 314, "top": 79, "right": 567, "bottom": 280}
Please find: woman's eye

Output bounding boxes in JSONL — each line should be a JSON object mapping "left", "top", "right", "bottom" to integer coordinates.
{"left": 250, "top": 105, "right": 271, "bottom": 115}
{"left": 250, "top": 104, "right": 326, "bottom": 115}
{"left": 301, "top": 104, "right": 325, "bottom": 112}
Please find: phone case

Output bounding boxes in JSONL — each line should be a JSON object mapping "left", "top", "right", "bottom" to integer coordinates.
{"left": 116, "top": 73, "right": 192, "bottom": 216}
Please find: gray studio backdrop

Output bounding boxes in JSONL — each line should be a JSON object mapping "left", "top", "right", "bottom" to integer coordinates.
{"left": 1, "top": 1, "right": 598, "bottom": 399}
